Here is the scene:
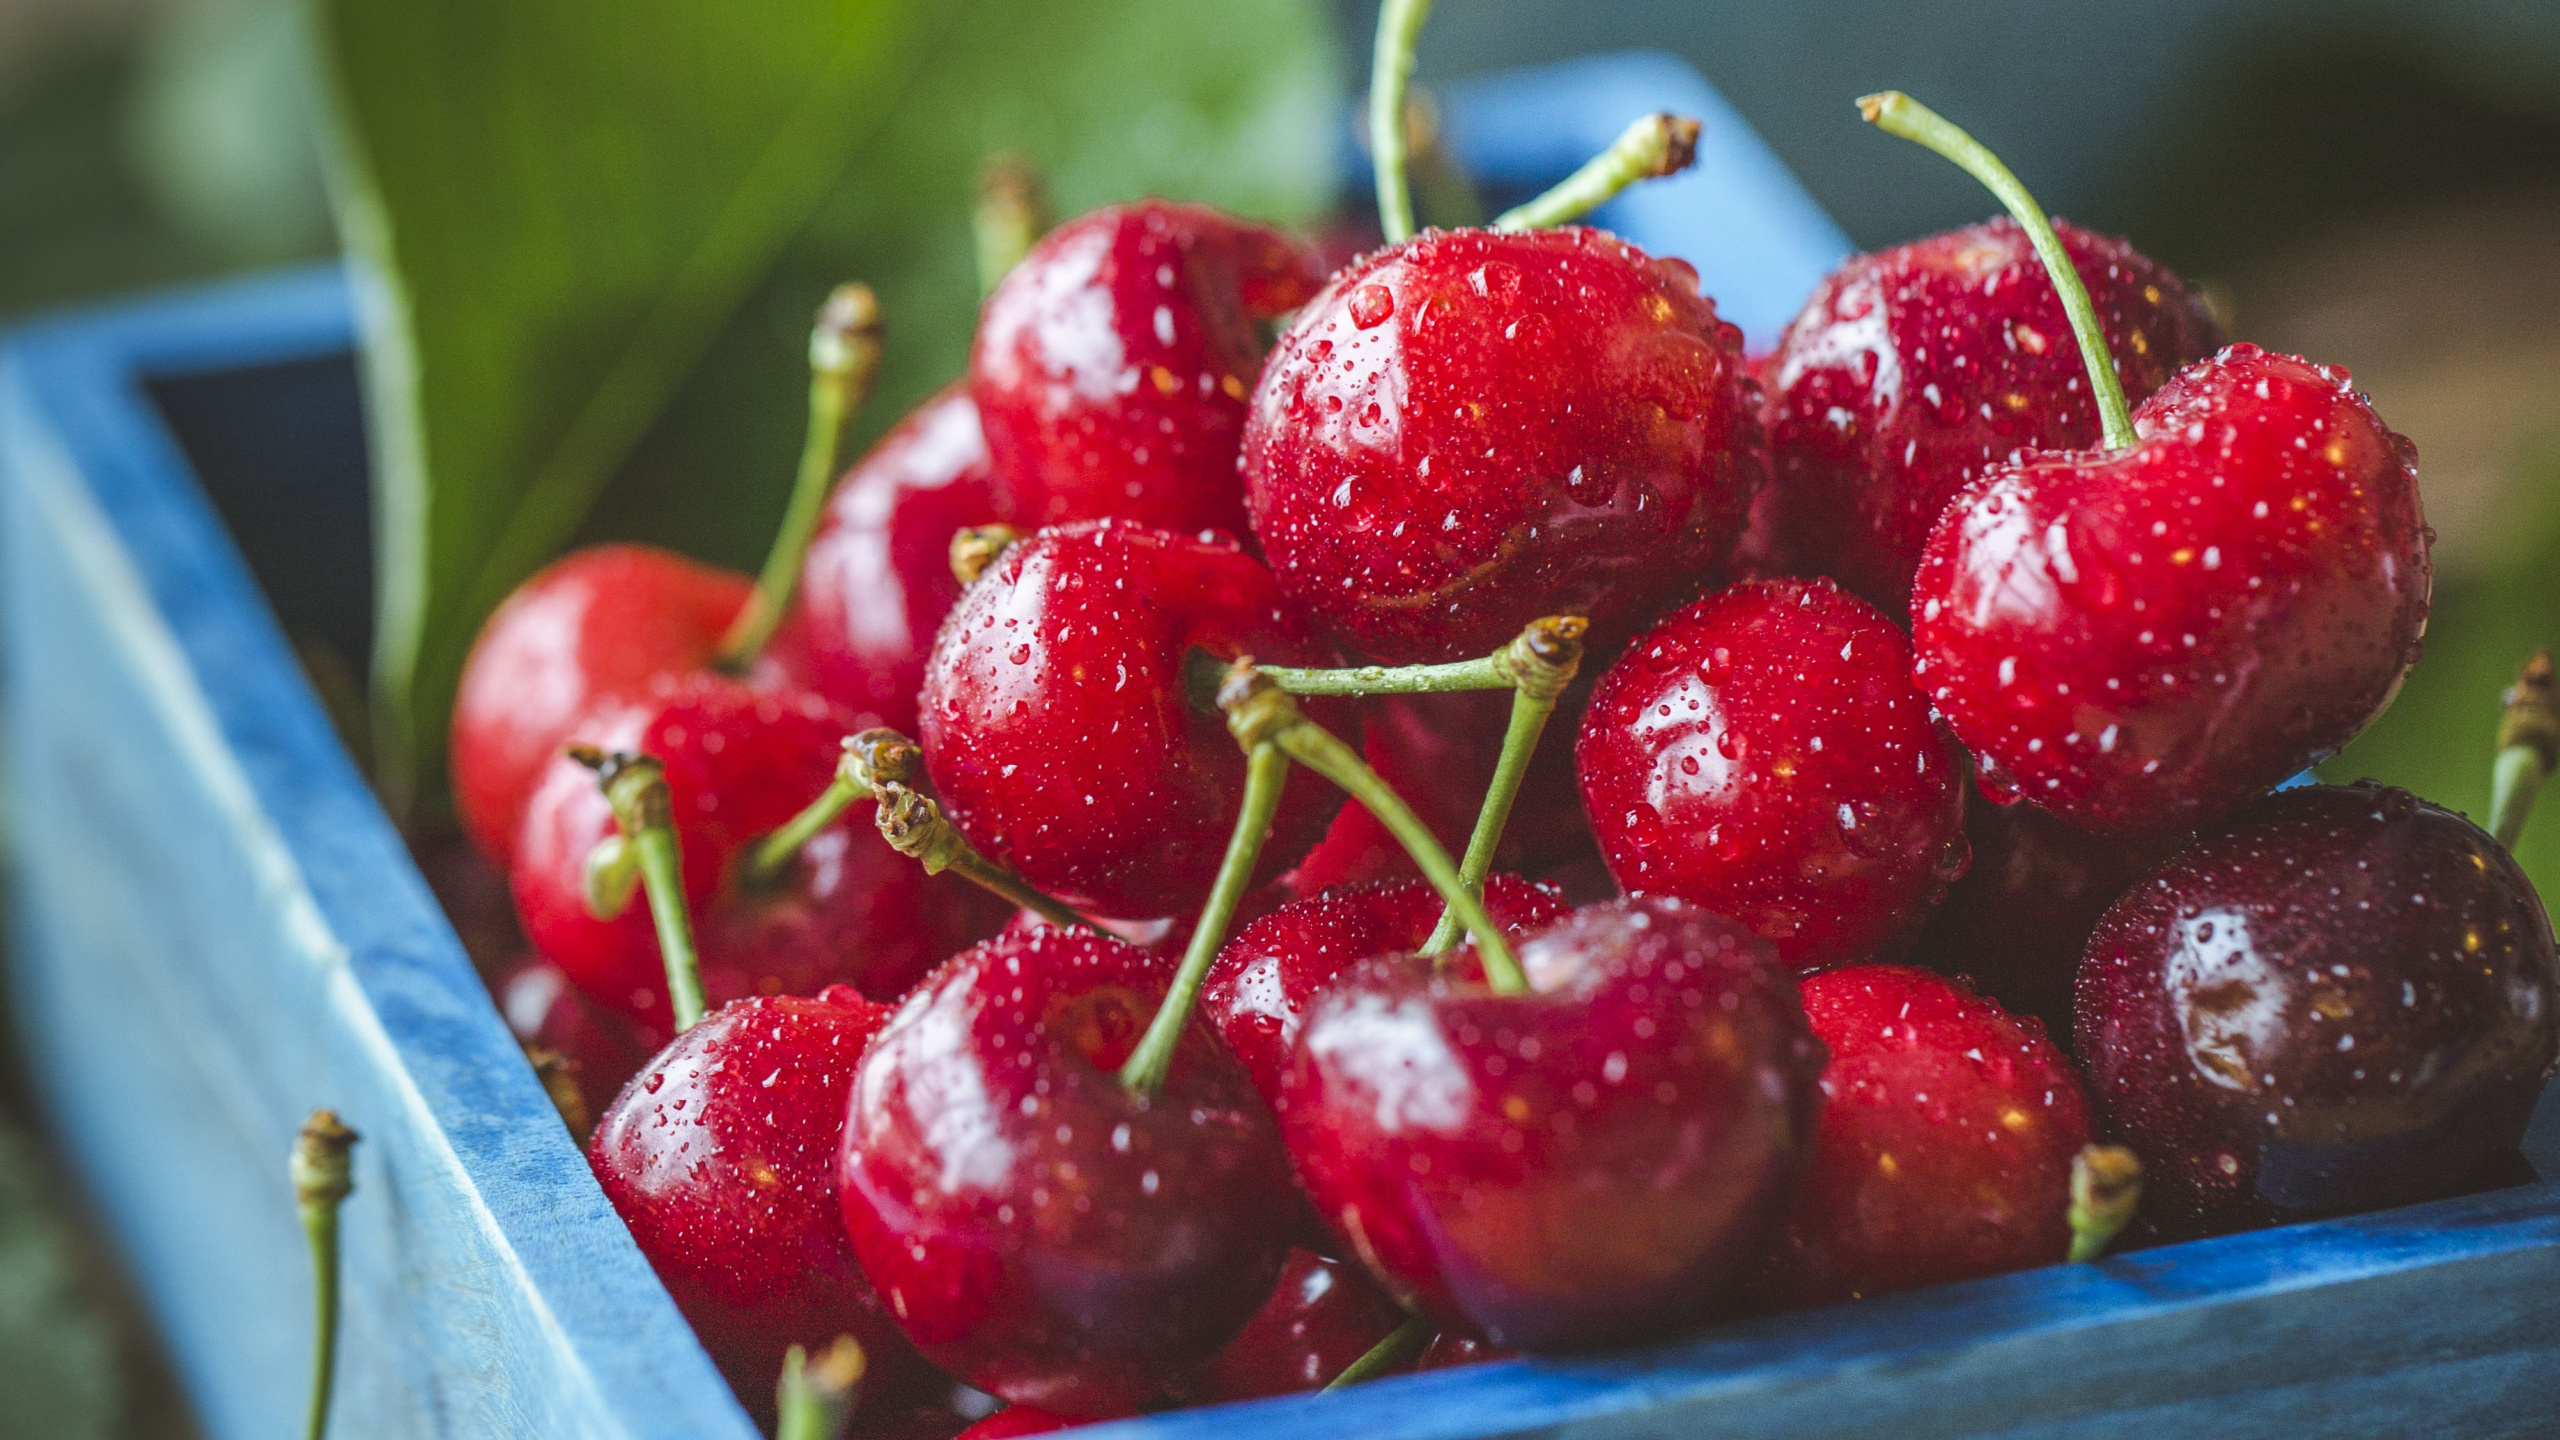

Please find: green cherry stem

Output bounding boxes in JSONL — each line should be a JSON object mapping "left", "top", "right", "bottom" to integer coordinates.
{"left": 572, "top": 746, "right": 708, "bottom": 1031}
{"left": 1325, "top": 1313, "right": 1435, "bottom": 1389}
{"left": 1491, "top": 113, "right": 1702, "bottom": 232}
{"left": 2066, "top": 1143, "right": 2143, "bottom": 1263}
{"left": 1368, "top": 0, "right": 1433, "bottom": 244}
{"left": 1223, "top": 662, "right": 1528, "bottom": 994}
{"left": 2490, "top": 649, "right": 2557, "bottom": 850}
{"left": 950, "top": 524, "right": 1025, "bottom": 587}
{"left": 871, "top": 777, "right": 1102, "bottom": 935}
{"left": 974, "top": 153, "right": 1055, "bottom": 296}
{"left": 1119, "top": 738, "right": 1290, "bottom": 1094}
{"left": 1858, "top": 91, "right": 2135, "bottom": 451}
{"left": 718, "top": 283, "right": 886, "bottom": 670}
{"left": 292, "top": 1108, "right": 358, "bottom": 1440}
{"left": 1403, "top": 89, "right": 1487, "bottom": 231}
{"left": 742, "top": 730, "right": 920, "bottom": 886}
{"left": 1422, "top": 616, "right": 1587, "bottom": 954}
{"left": 1191, "top": 647, "right": 1523, "bottom": 701}
{"left": 775, "top": 1337, "right": 866, "bottom": 1440}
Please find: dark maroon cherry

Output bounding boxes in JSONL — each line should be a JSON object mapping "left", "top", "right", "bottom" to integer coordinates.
{"left": 1173, "top": 1247, "right": 1410, "bottom": 1402}
{"left": 1416, "top": 1332, "right": 1515, "bottom": 1371}
{"left": 972, "top": 201, "right": 1322, "bottom": 537}
{"left": 494, "top": 954, "right": 654, "bottom": 1117}
{"left": 919, "top": 520, "right": 1350, "bottom": 919}
{"left": 588, "top": 989, "right": 938, "bottom": 1419}
{"left": 1913, "top": 345, "right": 2431, "bottom": 834}
{"left": 1202, "top": 873, "right": 1569, "bottom": 1103}
{"left": 1279, "top": 895, "right": 1823, "bottom": 1350}
{"left": 2078, "top": 782, "right": 2559, "bottom": 1238}
{"left": 1759, "top": 218, "right": 2222, "bottom": 619}
{"left": 838, "top": 927, "right": 1296, "bottom": 1415}
{"left": 795, "top": 384, "right": 1010, "bottom": 733}
{"left": 1752, "top": 965, "right": 2092, "bottom": 1307}
{"left": 1578, "top": 578, "right": 1968, "bottom": 972}
{"left": 1243, "top": 226, "right": 1764, "bottom": 664}
{"left": 953, "top": 1408, "right": 1079, "bottom": 1439}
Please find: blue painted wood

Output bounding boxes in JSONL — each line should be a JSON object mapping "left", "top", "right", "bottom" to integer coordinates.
{"left": 1, "top": 51, "right": 2553, "bottom": 1440}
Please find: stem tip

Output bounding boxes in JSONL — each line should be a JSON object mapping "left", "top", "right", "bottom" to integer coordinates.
{"left": 2067, "top": 1143, "right": 2143, "bottom": 1262}
{"left": 291, "top": 1109, "right": 358, "bottom": 1207}
{"left": 950, "top": 525, "right": 1025, "bottom": 586}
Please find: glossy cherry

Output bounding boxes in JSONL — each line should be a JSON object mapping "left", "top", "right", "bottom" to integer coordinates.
{"left": 952, "top": 1408, "right": 1079, "bottom": 1439}
{"left": 1577, "top": 578, "right": 1968, "bottom": 972}
{"left": 795, "top": 384, "right": 1011, "bottom": 733}
{"left": 838, "top": 926, "right": 1296, "bottom": 1415}
{"left": 1751, "top": 964, "right": 2092, "bottom": 1307}
{"left": 493, "top": 954, "right": 654, "bottom": 1119}
{"left": 1243, "top": 226, "right": 1764, "bottom": 664}
{"left": 1279, "top": 895, "right": 1823, "bottom": 1350}
{"left": 588, "top": 989, "right": 938, "bottom": 1418}
{"left": 1912, "top": 344, "right": 2431, "bottom": 834}
{"left": 2077, "top": 782, "right": 2559, "bottom": 1239}
{"left": 919, "top": 520, "right": 1350, "bottom": 919}
{"left": 1760, "top": 218, "right": 2222, "bottom": 619}
{"left": 1173, "top": 1247, "right": 1410, "bottom": 1403}
{"left": 1414, "top": 1332, "right": 1515, "bottom": 1371}
{"left": 972, "top": 201, "right": 1322, "bottom": 537}
{"left": 513, "top": 676, "right": 1002, "bottom": 1029}
{"left": 1202, "top": 873, "right": 1569, "bottom": 1103}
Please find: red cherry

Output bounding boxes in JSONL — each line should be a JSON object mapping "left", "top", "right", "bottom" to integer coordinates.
{"left": 972, "top": 201, "right": 1321, "bottom": 536}
{"left": 513, "top": 678, "right": 1001, "bottom": 1029}
{"left": 493, "top": 954, "right": 654, "bottom": 1116}
{"left": 1173, "top": 1247, "right": 1409, "bottom": 1403}
{"left": 1201, "top": 874, "right": 1569, "bottom": 1103}
{"left": 1752, "top": 965, "right": 2092, "bottom": 1307}
{"left": 919, "top": 521, "right": 1350, "bottom": 919}
{"left": 1912, "top": 344, "right": 2430, "bottom": 833}
{"left": 1243, "top": 226, "right": 1765, "bottom": 664}
{"left": 1577, "top": 578, "right": 1967, "bottom": 972}
{"left": 2077, "top": 783, "right": 2559, "bottom": 1239}
{"left": 954, "top": 1408, "right": 1079, "bottom": 1439}
{"left": 795, "top": 385, "right": 1009, "bottom": 733}
{"left": 1415, "top": 1331, "right": 1514, "bottom": 1370}
{"left": 838, "top": 927, "right": 1295, "bottom": 1415}
{"left": 1759, "top": 219, "right": 2222, "bottom": 619}
{"left": 588, "top": 990, "right": 938, "bottom": 1419}
{"left": 1278, "top": 895, "right": 1822, "bottom": 1350}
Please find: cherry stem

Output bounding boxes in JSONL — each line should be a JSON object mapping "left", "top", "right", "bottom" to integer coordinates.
{"left": 2066, "top": 1143, "right": 2143, "bottom": 1263}
{"left": 573, "top": 746, "right": 708, "bottom": 1031}
{"left": 1423, "top": 616, "right": 1587, "bottom": 954}
{"left": 742, "top": 730, "right": 920, "bottom": 887}
{"left": 522, "top": 1044, "right": 591, "bottom": 1143}
{"left": 1120, "top": 739, "right": 1289, "bottom": 1095}
{"left": 870, "top": 776, "right": 1102, "bottom": 934}
{"left": 1403, "top": 89, "right": 1487, "bottom": 231}
{"left": 2491, "top": 649, "right": 2556, "bottom": 850}
{"left": 1326, "top": 1314, "right": 1434, "bottom": 1389}
{"left": 974, "top": 153, "right": 1054, "bottom": 297}
{"left": 291, "top": 1109, "right": 357, "bottom": 1440}
{"left": 1368, "top": 0, "right": 1433, "bottom": 244}
{"left": 949, "top": 524, "right": 1024, "bottom": 587}
{"left": 1190, "top": 649, "right": 1519, "bottom": 700}
{"left": 1492, "top": 113, "right": 1702, "bottom": 232}
{"left": 1859, "top": 91, "right": 2136, "bottom": 451}
{"left": 1223, "top": 662, "right": 1528, "bottom": 993}
{"left": 718, "top": 284, "right": 886, "bottom": 671}
{"left": 774, "top": 1337, "right": 866, "bottom": 1440}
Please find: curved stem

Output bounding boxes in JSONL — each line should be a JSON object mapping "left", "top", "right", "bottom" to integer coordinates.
{"left": 1325, "top": 1314, "right": 1434, "bottom": 1389}
{"left": 1423, "top": 617, "right": 1587, "bottom": 953}
{"left": 2491, "top": 650, "right": 2556, "bottom": 849}
{"left": 575, "top": 747, "right": 708, "bottom": 1030}
{"left": 2067, "top": 1143, "right": 2143, "bottom": 1263}
{"left": 1859, "top": 92, "right": 2134, "bottom": 451}
{"left": 1186, "top": 649, "right": 1518, "bottom": 701}
{"left": 1222, "top": 664, "right": 1527, "bottom": 994}
{"left": 872, "top": 780, "right": 1101, "bottom": 934}
{"left": 1403, "top": 89, "right": 1487, "bottom": 231}
{"left": 1491, "top": 113, "right": 1701, "bottom": 232}
{"left": 719, "top": 284, "right": 886, "bottom": 670}
{"left": 1368, "top": 0, "right": 1433, "bottom": 244}
{"left": 742, "top": 730, "right": 920, "bottom": 887}
{"left": 1120, "top": 741, "right": 1288, "bottom": 1094}
{"left": 775, "top": 1337, "right": 866, "bottom": 1440}
{"left": 974, "top": 153, "right": 1054, "bottom": 297}
{"left": 291, "top": 1109, "right": 358, "bottom": 1440}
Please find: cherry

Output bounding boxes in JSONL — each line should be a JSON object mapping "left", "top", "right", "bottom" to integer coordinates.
{"left": 1278, "top": 894, "right": 1823, "bottom": 1350}
{"left": 953, "top": 1408, "right": 1079, "bottom": 1439}
{"left": 2077, "top": 782, "right": 2559, "bottom": 1239}
{"left": 971, "top": 201, "right": 1322, "bottom": 537}
{"left": 1577, "top": 578, "right": 1968, "bottom": 972}
{"left": 795, "top": 385, "right": 1010, "bottom": 733}
{"left": 1173, "top": 1248, "right": 1410, "bottom": 1403}
{"left": 918, "top": 520, "right": 1351, "bottom": 919}
{"left": 1759, "top": 217, "right": 2222, "bottom": 619}
{"left": 513, "top": 678, "right": 1001, "bottom": 1029}
{"left": 1370, "top": 688, "right": 1600, "bottom": 878}
{"left": 1201, "top": 873, "right": 1569, "bottom": 1103}
{"left": 493, "top": 954, "right": 654, "bottom": 1123}
{"left": 587, "top": 990, "right": 938, "bottom": 1420}
{"left": 1241, "top": 225, "right": 1764, "bottom": 665}
{"left": 1751, "top": 965, "right": 2092, "bottom": 1308}
{"left": 1415, "top": 1332, "right": 1514, "bottom": 1371}
{"left": 837, "top": 926, "right": 1296, "bottom": 1415}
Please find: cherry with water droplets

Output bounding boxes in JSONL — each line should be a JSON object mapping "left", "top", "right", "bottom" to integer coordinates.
{"left": 1172, "top": 1247, "right": 1410, "bottom": 1403}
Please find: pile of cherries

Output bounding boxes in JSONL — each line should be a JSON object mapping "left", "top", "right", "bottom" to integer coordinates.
{"left": 439, "top": 12, "right": 2558, "bottom": 1436}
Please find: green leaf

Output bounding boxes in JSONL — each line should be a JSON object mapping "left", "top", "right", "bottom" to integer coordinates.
{"left": 314, "top": 0, "right": 1339, "bottom": 820}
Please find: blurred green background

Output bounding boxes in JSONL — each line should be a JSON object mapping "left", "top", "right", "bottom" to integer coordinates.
{"left": 1, "top": 0, "right": 2556, "bottom": 1434}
